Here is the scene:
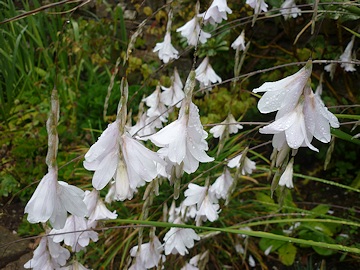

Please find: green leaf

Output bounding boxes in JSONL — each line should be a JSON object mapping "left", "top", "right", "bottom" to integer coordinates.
{"left": 278, "top": 243, "right": 297, "bottom": 266}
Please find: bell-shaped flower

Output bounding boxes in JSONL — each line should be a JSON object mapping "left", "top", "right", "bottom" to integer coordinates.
{"left": 153, "top": 32, "right": 179, "bottom": 63}
{"left": 183, "top": 183, "right": 220, "bottom": 225}
{"left": 143, "top": 85, "right": 168, "bottom": 122}
{"left": 278, "top": 158, "right": 294, "bottom": 188}
{"left": 51, "top": 215, "right": 98, "bottom": 252}
{"left": 303, "top": 86, "right": 339, "bottom": 144}
{"left": 281, "top": 0, "right": 301, "bottom": 20}
{"left": 83, "top": 189, "right": 117, "bottom": 222}
{"left": 149, "top": 101, "right": 214, "bottom": 174}
{"left": 177, "top": 16, "right": 211, "bottom": 46}
{"left": 130, "top": 235, "right": 164, "bottom": 269}
{"left": 24, "top": 235, "right": 70, "bottom": 270}
{"left": 160, "top": 68, "right": 185, "bottom": 108}
{"left": 260, "top": 100, "right": 318, "bottom": 152}
{"left": 252, "top": 60, "right": 312, "bottom": 114}
{"left": 210, "top": 113, "right": 243, "bottom": 140}
{"left": 84, "top": 121, "right": 165, "bottom": 200}
{"left": 199, "top": 0, "right": 232, "bottom": 25}
{"left": 340, "top": 36, "right": 356, "bottom": 72}
{"left": 209, "top": 167, "right": 234, "bottom": 200}
{"left": 228, "top": 153, "right": 256, "bottom": 175}
{"left": 231, "top": 30, "right": 246, "bottom": 51}
{"left": 129, "top": 109, "right": 163, "bottom": 138}
{"left": 163, "top": 217, "right": 200, "bottom": 255}
{"left": 25, "top": 167, "right": 87, "bottom": 230}
{"left": 246, "top": 0, "right": 268, "bottom": 14}
{"left": 195, "top": 56, "right": 222, "bottom": 88}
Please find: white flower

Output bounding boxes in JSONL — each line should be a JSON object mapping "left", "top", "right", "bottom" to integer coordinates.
{"left": 195, "top": 56, "right": 222, "bottom": 88}
{"left": 24, "top": 235, "right": 70, "bottom": 270}
{"left": 278, "top": 158, "right": 294, "bottom": 188}
{"left": 199, "top": 0, "right": 232, "bottom": 25}
{"left": 210, "top": 167, "right": 234, "bottom": 200}
{"left": 210, "top": 113, "right": 243, "bottom": 140}
{"left": 160, "top": 68, "right": 185, "bottom": 108}
{"left": 281, "top": 0, "right": 301, "bottom": 20}
{"left": 149, "top": 101, "right": 214, "bottom": 174}
{"left": 228, "top": 154, "right": 256, "bottom": 175}
{"left": 249, "top": 255, "right": 256, "bottom": 267}
{"left": 181, "top": 263, "right": 199, "bottom": 270}
{"left": 264, "top": 245, "right": 273, "bottom": 256}
{"left": 153, "top": 32, "right": 179, "bottom": 63}
{"left": 143, "top": 85, "right": 168, "bottom": 122}
{"left": 246, "top": 0, "right": 268, "bottom": 14}
{"left": 340, "top": 36, "right": 356, "bottom": 72}
{"left": 51, "top": 215, "right": 98, "bottom": 252}
{"left": 252, "top": 61, "right": 312, "bottom": 114}
{"left": 324, "top": 62, "right": 336, "bottom": 80}
{"left": 163, "top": 217, "right": 200, "bottom": 255}
{"left": 303, "top": 87, "right": 340, "bottom": 144}
{"left": 129, "top": 110, "right": 163, "bottom": 138}
{"left": 84, "top": 122, "right": 165, "bottom": 200}
{"left": 183, "top": 183, "right": 220, "bottom": 225}
{"left": 83, "top": 189, "right": 117, "bottom": 222}
{"left": 260, "top": 100, "right": 318, "bottom": 151}
{"left": 231, "top": 30, "right": 246, "bottom": 50}
{"left": 130, "top": 236, "right": 164, "bottom": 269}
{"left": 25, "top": 167, "right": 87, "bottom": 229}
{"left": 177, "top": 17, "right": 211, "bottom": 46}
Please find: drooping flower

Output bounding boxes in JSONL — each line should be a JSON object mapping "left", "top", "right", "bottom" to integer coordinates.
{"left": 177, "top": 16, "right": 211, "bottom": 46}
{"left": 24, "top": 234, "right": 70, "bottom": 270}
{"left": 51, "top": 215, "right": 98, "bottom": 252}
{"left": 280, "top": 0, "right": 301, "bottom": 20}
{"left": 160, "top": 67, "right": 185, "bottom": 108}
{"left": 210, "top": 113, "right": 243, "bottom": 140}
{"left": 84, "top": 121, "right": 165, "bottom": 200}
{"left": 340, "top": 36, "right": 356, "bottom": 72}
{"left": 228, "top": 153, "right": 256, "bottom": 175}
{"left": 163, "top": 217, "right": 200, "bottom": 255}
{"left": 25, "top": 167, "right": 87, "bottom": 230}
{"left": 153, "top": 32, "right": 179, "bottom": 63}
{"left": 183, "top": 183, "right": 220, "bottom": 225}
{"left": 278, "top": 158, "right": 294, "bottom": 188}
{"left": 130, "top": 235, "right": 164, "bottom": 269}
{"left": 252, "top": 61, "right": 312, "bottom": 115}
{"left": 143, "top": 85, "right": 169, "bottom": 122}
{"left": 195, "top": 56, "right": 222, "bottom": 88}
{"left": 231, "top": 30, "right": 246, "bottom": 51}
{"left": 199, "top": 0, "right": 232, "bottom": 25}
{"left": 83, "top": 189, "right": 117, "bottom": 222}
{"left": 59, "top": 260, "right": 90, "bottom": 270}
{"left": 149, "top": 100, "right": 214, "bottom": 174}
{"left": 128, "top": 108, "right": 163, "bottom": 138}
{"left": 209, "top": 167, "right": 234, "bottom": 200}
{"left": 246, "top": 0, "right": 268, "bottom": 14}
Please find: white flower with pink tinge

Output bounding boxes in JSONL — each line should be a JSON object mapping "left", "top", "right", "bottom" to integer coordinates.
{"left": 177, "top": 16, "right": 211, "bottom": 46}
{"left": 25, "top": 167, "right": 87, "bottom": 230}
{"left": 195, "top": 56, "right": 222, "bottom": 88}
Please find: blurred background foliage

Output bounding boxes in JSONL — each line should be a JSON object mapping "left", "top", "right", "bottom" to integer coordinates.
{"left": 0, "top": 0, "right": 360, "bottom": 269}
